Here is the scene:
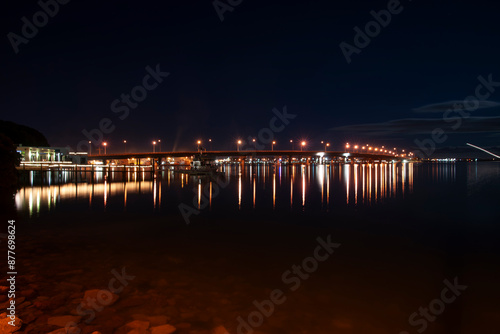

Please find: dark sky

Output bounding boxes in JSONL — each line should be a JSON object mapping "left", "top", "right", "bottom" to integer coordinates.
{"left": 1, "top": 0, "right": 499, "bottom": 156}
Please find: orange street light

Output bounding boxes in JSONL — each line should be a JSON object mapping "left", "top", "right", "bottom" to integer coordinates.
{"left": 301, "top": 141, "right": 306, "bottom": 151}
{"left": 103, "top": 142, "right": 107, "bottom": 155}
{"left": 272, "top": 141, "right": 276, "bottom": 151}
{"left": 237, "top": 140, "right": 242, "bottom": 151}
{"left": 152, "top": 141, "right": 156, "bottom": 153}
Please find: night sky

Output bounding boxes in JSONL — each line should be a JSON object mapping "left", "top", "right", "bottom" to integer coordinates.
{"left": 2, "top": 0, "right": 499, "bottom": 155}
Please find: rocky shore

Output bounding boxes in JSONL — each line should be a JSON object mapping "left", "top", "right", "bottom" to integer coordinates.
{"left": 0, "top": 272, "right": 234, "bottom": 334}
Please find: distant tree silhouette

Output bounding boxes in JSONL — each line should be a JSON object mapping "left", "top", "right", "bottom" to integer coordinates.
{"left": 0, "top": 134, "right": 20, "bottom": 218}
{"left": 0, "top": 120, "right": 49, "bottom": 147}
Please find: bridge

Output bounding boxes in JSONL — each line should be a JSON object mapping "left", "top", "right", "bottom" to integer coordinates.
{"left": 89, "top": 150, "right": 410, "bottom": 164}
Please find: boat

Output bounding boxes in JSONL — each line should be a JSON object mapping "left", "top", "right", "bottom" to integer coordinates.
{"left": 174, "top": 154, "right": 221, "bottom": 175}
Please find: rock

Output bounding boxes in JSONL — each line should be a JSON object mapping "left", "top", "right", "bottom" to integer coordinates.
{"left": 0, "top": 313, "right": 23, "bottom": 333}
{"left": 131, "top": 314, "right": 149, "bottom": 321}
{"left": 126, "top": 320, "right": 150, "bottom": 330}
{"left": 212, "top": 326, "right": 229, "bottom": 334}
{"left": 57, "top": 269, "right": 84, "bottom": 276}
{"left": 174, "top": 322, "right": 191, "bottom": 330}
{"left": 147, "top": 316, "right": 169, "bottom": 326}
{"left": 47, "top": 328, "right": 80, "bottom": 334}
{"left": 81, "top": 289, "right": 119, "bottom": 307}
{"left": 180, "top": 312, "right": 195, "bottom": 320}
{"left": 47, "top": 315, "right": 82, "bottom": 327}
{"left": 18, "top": 301, "right": 31, "bottom": 310}
{"left": 59, "top": 282, "right": 84, "bottom": 292}
{"left": 154, "top": 279, "right": 169, "bottom": 287}
{"left": 150, "top": 324, "right": 176, "bottom": 334}
{"left": 46, "top": 329, "right": 78, "bottom": 334}
{"left": 127, "top": 330, "right": 150, "bottom": 334}
{"left": 20, "top": 289, "right": 37, "bottom": 298}
{"left": 46, "top": 329, "right": 67, "bottom": 334}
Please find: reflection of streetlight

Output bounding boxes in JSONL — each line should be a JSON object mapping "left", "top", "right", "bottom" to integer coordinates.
{"left": 272, "top": 141, "right": 276, "bottom": 151}
{"left": 103, "top": 142, "right": 107, "bottom": 155}
{"left": 301, "top": 141, "right": 306, "bottom": 151}
{"left": 123, "top": 140, "right": 127, "bottom": 153}
{"left": 153, "top": 141, "right": 156, "bottom": 153}
{"left": 237, "top": 140, "right": 242, "bottom": 151}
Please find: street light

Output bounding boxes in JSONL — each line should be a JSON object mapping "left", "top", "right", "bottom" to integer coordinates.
{"left": 197, "top": 140, "right": 202, "bottom": 151}
{"left": 209, "top": 138, "right": 212, "bottom": 151}
{"left": 252, "top": 138, "right": 256, "bottom": 149}
{"left": 290, "top": 139, "right": 294, "bottom": 150}
{"left": 237, "top": 140, "right": 242, "bottom": 151}
{"left": 325, "top": 143, "right": 330, "bottom": 151}
{"left": 158, "top": 139, "right": 161, "bottom": 152}
{"left": 153, "top": 141, "right": 156, "bottom": 153}
{"left": 103, "top": 142, "right": 107, "bottom": 155}
{"left": 272, "top": 141, "right": 276, "bottom": 151}
{"left": 88, "top": 141, "right": 92, "bottom": 155}
{"left": 345, "top": 143, "right": 350, "bottom": 152}
{"left": 123, "top": 140, "right": 127, "bottom": 153}
{"left": 301, "top": 141, "right": 306, "bottom": 151}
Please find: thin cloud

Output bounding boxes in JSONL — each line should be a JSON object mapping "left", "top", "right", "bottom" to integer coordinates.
{"left": 332, "top": 116, "right": 500, "bottom": 136}
{"left": 413, "top": 100, "right": 500, "bottom": 113}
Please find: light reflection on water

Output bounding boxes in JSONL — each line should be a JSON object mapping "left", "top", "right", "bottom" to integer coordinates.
{"left": 15, "top": 162, "right": 500, "bottom": 218}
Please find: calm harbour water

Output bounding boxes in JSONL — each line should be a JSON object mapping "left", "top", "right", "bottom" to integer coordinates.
{"left": 8, "top": 162, "right": 500, "bottom": 334}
